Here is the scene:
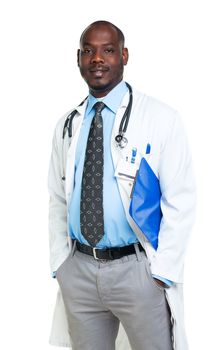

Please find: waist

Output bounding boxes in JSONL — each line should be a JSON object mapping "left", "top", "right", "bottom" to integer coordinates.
{"left": 74, "top": 240, "right": 144, "bottom": 261}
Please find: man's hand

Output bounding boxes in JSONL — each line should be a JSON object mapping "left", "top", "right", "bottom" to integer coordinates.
{"left": 153, "top": 278, "right": 169, "bottom": 289}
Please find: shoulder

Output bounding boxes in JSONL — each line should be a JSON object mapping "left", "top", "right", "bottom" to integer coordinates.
{"left": 52, "top": 97, "right": 88, "bottom": 141}
{"left": 53, "top": 109, "right": 74, "bottom": 136}
{"left": 132, "top": 87, "right": 180, "bottom": 129}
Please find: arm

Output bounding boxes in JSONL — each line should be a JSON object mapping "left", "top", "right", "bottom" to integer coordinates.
{"left": 151, "top": 114, "right": 196, "bottom": 283}
{"left": 48, "top": 125, "right": 70, "bottom": 276}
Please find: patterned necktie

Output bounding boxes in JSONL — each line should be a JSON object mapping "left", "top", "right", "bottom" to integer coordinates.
{"left": 80, "top": 102, "right": 106, "bottom": 246}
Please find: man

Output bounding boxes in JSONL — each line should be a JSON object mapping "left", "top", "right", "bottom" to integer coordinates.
{"left": 48, "top": 20, "right": 196, "bottom": 350}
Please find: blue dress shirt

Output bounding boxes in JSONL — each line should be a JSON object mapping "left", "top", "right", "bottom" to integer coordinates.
{"left": 68, "top": 81, "right": 139, "bottom": 248}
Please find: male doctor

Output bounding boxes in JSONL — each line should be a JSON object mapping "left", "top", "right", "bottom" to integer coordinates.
{"left": 48, "top": 20, "right": 196, "bottom": 350}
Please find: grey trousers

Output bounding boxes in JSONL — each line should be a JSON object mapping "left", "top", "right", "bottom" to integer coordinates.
{"left": 56, "top": 243, "right": 173, "bottom": 350}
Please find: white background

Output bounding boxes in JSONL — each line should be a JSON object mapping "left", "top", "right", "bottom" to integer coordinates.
{"left": 0, "top": 0, "right": 221, "bottom": 349}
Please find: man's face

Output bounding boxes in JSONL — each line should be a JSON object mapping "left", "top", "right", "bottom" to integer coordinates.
{"left": 77, "top": 24, "right": 128, "bottom": 97}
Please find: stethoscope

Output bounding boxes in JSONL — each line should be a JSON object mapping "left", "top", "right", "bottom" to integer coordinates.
{"left": 62, "top": 82, "right": 133, "bottom": 149}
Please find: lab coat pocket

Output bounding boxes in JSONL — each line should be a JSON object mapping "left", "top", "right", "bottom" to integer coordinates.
{"left": 114, "top": 158, "right": 139, "bottom": 180}
{"left": 114, "top": 159, "right": 139, "bottom": 198}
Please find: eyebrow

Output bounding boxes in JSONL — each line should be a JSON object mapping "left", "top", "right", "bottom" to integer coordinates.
{"left": 82, "top": 42, "right": 115, "bottom": 47}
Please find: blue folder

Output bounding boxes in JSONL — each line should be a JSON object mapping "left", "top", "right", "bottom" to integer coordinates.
{"left": 129, "top": 157, "right": 162, "bottom": 250}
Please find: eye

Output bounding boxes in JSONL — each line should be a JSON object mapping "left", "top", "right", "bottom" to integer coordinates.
{"left": 82, "top": 48, "right": 93, "bottom": 55}
{"left": 104, "top": 48, "right": 114, "bottom": 53}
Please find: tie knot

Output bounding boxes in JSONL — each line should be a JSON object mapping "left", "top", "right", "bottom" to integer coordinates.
{"left": 93, "top": 102, "right": 105, "bottom": 114}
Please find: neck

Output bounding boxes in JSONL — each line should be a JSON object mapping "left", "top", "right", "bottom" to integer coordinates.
{"left": 89, "top": 79, "right": 123, "bottom": 98}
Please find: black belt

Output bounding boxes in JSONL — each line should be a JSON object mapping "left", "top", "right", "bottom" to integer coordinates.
{"left": 75, "top": 240, "right": 144, "bottom": 260}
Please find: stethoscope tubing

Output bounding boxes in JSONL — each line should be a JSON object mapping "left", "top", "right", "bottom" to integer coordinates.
{"left": 62, "top": 82, "right": 133, "bottom": 148}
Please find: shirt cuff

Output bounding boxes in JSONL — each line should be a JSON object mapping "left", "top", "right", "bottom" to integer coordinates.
{"left": 152, "top": 274, "right": 174, "bottom": 287}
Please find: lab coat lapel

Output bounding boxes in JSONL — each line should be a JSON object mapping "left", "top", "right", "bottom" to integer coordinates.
{"left": 111, "top": 90, "right": 130, "bottom": 169}
{"left": 65, "top": 100, "right": 88, "bottom": 205}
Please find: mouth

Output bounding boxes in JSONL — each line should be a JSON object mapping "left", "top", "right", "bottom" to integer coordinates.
{"left": 89, "top": 66, "right": 109, "bottom": 78}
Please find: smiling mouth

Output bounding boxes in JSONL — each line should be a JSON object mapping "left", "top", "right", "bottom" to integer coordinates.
{"left": 89, "top": 68, "right": 109, "bottom": 78}
{"left": 90, "top": 66, "right": 109, "bottom": 72}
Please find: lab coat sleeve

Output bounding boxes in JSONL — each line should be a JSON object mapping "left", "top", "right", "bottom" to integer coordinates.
{"left": 48, "top": 124, "right": 69, "bottom": 276}
{"left": 150, "top": 113, "right": 196, "bottom": 283}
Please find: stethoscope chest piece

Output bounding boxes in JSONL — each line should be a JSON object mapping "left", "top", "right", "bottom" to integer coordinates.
{"left": 115, "top": 134, "right": 128, "bottom": 149}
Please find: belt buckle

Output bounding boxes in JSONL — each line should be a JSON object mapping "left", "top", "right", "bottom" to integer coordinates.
{"left": 93, "top": 247, "right": 99, "bottom": 260}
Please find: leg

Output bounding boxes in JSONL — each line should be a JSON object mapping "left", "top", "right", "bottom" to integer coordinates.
{"left": 99, "top": 251, "right": 173, "bottom": 350}
{"left": 56, "top": 251, "right": 119, "bottom": 350}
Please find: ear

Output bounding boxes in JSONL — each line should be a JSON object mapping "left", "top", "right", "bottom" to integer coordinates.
{"left": 77, "top": 49, "right": 80, "bottom": 67}
{"left": 122, "top": 47, "right": 129, "bottom": 66}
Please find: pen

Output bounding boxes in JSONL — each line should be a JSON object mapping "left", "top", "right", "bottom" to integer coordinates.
{"left": 131, "top": 147, "right": 137, "bottom": 163}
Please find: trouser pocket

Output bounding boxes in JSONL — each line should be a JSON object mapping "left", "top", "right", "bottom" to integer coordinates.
{"left": 142, "top": 252, "right": 166, "bottom": 292}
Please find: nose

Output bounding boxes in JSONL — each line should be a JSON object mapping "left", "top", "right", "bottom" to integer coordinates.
{"left": 91, "top": 50, "right": 105, "bottom": 64}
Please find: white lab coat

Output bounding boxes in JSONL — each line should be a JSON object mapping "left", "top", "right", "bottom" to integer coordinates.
{"left": 48, "top": 87, "right": 196, "bottom": 350}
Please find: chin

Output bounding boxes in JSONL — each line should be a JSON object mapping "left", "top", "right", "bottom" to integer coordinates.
{"left": 89, "top": 80, "right": 112, "bottom": 92}
{"left": 89, "top": 77, "right": 108, "bottom": 87}
{"left": 89, "top": 77, "right": 121, "bottom": 93}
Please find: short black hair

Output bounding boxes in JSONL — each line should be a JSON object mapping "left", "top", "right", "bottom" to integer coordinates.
{"left": 80, "top": 20, "right": 125, "bottom": 48}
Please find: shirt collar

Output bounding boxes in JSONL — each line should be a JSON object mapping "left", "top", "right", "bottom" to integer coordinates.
{"left": 86, "top": 80, "right": 128, "bottom": 116}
